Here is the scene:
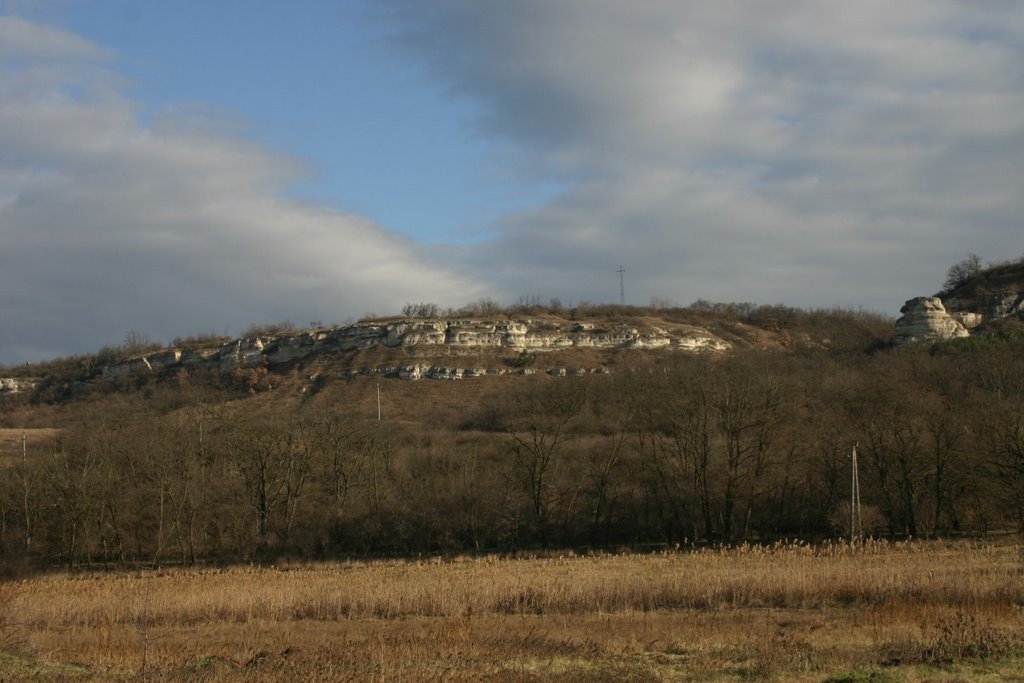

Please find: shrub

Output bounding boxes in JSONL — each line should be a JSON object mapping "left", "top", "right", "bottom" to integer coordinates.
{"left": 229, "top": 366, "right": 275, "bottom": 394}
{"left": 507, "top": 350, "right": 536, "bottom": 368}
{"left": 171, "top": 332, "right": 232, "bottom": 348}
{"left": 243, "top": 321, "right": 296, "bottom": 338}
{"left": 401, "top": 302, "right": 441, "bottom": 318}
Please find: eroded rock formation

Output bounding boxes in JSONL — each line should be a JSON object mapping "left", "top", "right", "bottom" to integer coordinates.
{"left": 895, "top": 287, "right": 1023, "bottom": 344}
{"left": 893, "top": 297, "right": 970, "bottom": 343}
{"left": 0, "top": 377, "right": 38, "bottom": 394}
{"left": 98, "top": 317, "right": 734, "bottom": 382}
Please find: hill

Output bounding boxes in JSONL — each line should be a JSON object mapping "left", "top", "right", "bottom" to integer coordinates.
{"left": 894, "top": 255, "right": 1024, "bottom": 343}
{"left": 1, "top": 285, "right": 1023, "bottom": 572}
{"left": 0, "top": 303, "right": 892, "bottom": 406}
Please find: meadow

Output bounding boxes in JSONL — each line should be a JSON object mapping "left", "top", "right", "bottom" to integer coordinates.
{"left": 1, "top": 540, "right": 1021, "bottom": 681}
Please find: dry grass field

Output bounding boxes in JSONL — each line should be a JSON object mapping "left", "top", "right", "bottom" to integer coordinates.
{"left": 1, "top": 540, "right": 1022, "bottom": 681}
{"left": 0, "top": 428, "right": 60, "bottom": 467}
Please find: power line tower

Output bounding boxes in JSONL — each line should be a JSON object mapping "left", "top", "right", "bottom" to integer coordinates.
{"left": 617, "top": 265, "right": 625, "bottom": 306}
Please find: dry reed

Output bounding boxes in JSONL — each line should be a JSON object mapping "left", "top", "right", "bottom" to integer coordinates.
{"left": 9, "top": 540, "right": 1019, "bottom": 626}
{"left": 2, "top": 540, "right": 1021, "bottom": 681}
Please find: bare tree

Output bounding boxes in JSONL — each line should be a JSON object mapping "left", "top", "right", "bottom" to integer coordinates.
{"left": 122, "top": 330, "right": 156, "bottom": 355}
{"left": 305, "top": 412, "right": 369, "bottom": 524}
{"left": 229, "top": 416, "right": 313, "bottom": 558}
{"left": 401, "top": 302, "right": 441, "bottom": 318}
{"left": 942, "top": 253, "right": 982, "bottom": 292}
{"left": 651, "top": 372, "right": 714, "bottom": 541}
{"left": 984, "top": 406, "right": 1024, "bottom": 533}
{"left": 504, "top": 380, "right": 586, "bottom": 544}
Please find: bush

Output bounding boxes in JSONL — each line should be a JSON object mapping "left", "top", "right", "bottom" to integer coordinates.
{"left": 506, "top": 350, "right": 536, "bottom": 368}
{"left": 401, "top": 302, "right": 440, "bottom": 318}
{"left": 229, "top": 367, "right": 275, "bottom": 393}
{"left": 243, "top": 321, "right": 296, "bottom": 338}
{"left": 457, "top": 298, "right": 504, "bottom": 316}
{"left": 171, "top": 332, "right": 231, "bottom": 348}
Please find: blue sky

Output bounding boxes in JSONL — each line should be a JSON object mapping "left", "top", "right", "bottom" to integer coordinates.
{"left": 1, "top": 1, "right": 1023, "bottom": 363}
{"left": 57, "top": 0, "right": 556, "bottom": 244}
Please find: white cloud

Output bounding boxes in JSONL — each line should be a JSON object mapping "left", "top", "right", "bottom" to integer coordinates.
{"left": 0, "top": 14, "right": 110, "bottom": 61}
{"left": 0, "top": 16, "right": 485, "bottom": 363}
{"left": 385, "top": 0, "right": 1024, "bottom": 310}
{"left": 4, "top": 4, "right": 1024, "bottom": 363}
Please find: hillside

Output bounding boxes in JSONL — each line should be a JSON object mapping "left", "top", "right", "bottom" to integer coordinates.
{"left": 0, "top": 303, "right": 892, "bottom": 406}
{"left": 939, "top": 255, "right": 1024, "bottom": 336}
{"left": 938, "top": 254, "right": 1024, "bottom": 309}
{"left": 1, "top": 284, "right": 1023, "bottom": 572}
{"left": 894, "top": 255, "right": 1024, "bottom": 343}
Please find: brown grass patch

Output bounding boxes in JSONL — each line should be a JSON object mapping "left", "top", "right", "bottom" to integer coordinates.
{"left": 0, "top": 428, "right": 61, "bottom": 462}
{"left": 2, "top": 541, "right": 1022, "bottom": 681}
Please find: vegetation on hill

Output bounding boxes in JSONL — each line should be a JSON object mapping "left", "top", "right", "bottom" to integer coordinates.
{"left": 0, "top": 302, "right": 892, "bottom": 390}
{"left": 2, "top": 270, "right": 1023, "bottom": 680}
{"left": 0, "top": 303, "right": 1022, "bottom": 573}
{"left": 938, "top": 253, "right": 1024, "bottom": 305}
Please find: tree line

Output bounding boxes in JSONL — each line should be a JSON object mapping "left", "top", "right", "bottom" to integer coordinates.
{"left": 1, "top": 334, "right": 1023, "bottom": 573}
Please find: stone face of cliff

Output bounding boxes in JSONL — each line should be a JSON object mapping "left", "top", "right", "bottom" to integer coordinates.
{"left": 0, "top": 377, "right": 38, "bottom": 394}
{"left": 893, "top": 297, "right": 971, "bottom": 343}
{"left": 895, "top": 263, "right": 1024, "bottom": 343}
{"left": 946, "top": 291, "right": 1024, "bottom": 321}
{"left": 96, "top": 317, "right": 736, "bottom": 382}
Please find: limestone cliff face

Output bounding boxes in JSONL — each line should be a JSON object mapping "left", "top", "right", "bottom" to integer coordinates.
{"left": 893, "top": 297, "right": 970, "bottom": 343}
{"left": 99, "top": 317, "right": 734, "bottom": 381}
{"left": 102, "top": 350, "right": 183, "bottom": 380}
{"left": 945, "top": 291, "right": 1024, "bottom": 321}
{"left": 0, "top": 377, "right": 38, "bottom": 394}
{"left": 895, "top": 287, "right": 1023, "bottom": 343}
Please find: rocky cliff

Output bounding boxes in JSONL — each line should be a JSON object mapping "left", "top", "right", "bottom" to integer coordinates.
{"left": 893, "top": 297, "right": 973, "bottom": 343}
{"left": 894, "top": 264, "right": 1024, "bottom": 343}
{"left": 0, "top": 377, "right": 38, "bottom": 394}
{"left": 95, "top": 317, "right": 734, "bottom": 384}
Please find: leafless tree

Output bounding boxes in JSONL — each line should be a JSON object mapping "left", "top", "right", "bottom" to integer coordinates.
{"left": 942, "top": 253, "right": 982, "bottom": 292}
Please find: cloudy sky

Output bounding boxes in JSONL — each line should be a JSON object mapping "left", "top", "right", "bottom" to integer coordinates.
{"left": 2, "top": 1, "right": 1022, "bottom": 364}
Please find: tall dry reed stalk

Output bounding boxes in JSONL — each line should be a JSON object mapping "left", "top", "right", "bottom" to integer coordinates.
{"left": 7, "top": 540, "right": 1019, "bottom": 628}
{"left": 2, "top": 540, "right": 1021, "bottom": 682}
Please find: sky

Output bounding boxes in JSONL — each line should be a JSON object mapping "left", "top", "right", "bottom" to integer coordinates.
{"left": 1, "top": 1, "right": 1022, "bottom": 364}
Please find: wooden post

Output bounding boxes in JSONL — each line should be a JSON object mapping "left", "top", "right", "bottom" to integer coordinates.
{"left": 851, "top": 443, "right": 862, "bottom": 544}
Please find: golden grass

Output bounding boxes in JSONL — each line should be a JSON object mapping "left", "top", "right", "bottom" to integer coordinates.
{"left": 0, "top": 428, "right": 60, "bottom": 467}
{"left": 2, "top": 540, "right": 1022, "bottom": 681}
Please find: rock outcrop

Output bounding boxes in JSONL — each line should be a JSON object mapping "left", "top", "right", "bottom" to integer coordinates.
{"left": 0, "top": 377, "right": 38, "bottom": 394}
{"left": 893, "top": 297, "right": 970, "bottom": 343}
{"left": 96, "top": 317, "right": 734, "bottom": 383}
{"left": 895, "top": 284, "right": 1023, "bottom": 344}
{"left": 979, "top": 291, "right": 1023, "bottom": 320}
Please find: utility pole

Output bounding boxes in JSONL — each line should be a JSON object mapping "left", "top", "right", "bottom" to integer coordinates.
{"left": 617, "top": 265, "right": 625, "bottom": 306}
{"left": 851, "top": 442, "right": 862, "bottom": 545}
{"left": 23, "top": 430, "right": 31, "bottom": 551}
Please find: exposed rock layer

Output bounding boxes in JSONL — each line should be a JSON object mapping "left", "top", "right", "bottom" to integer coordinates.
{"left": 895, "top": 287, "right": 1024, "bottom": 343}
{"left": 0, "top": 377, "right": 38, "bottom": 394}
{"left": 99, "top": 318, "right": 733, "bottom": 382}
{"left": 893, "top": 297, "right": 970, "bottom": 343}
